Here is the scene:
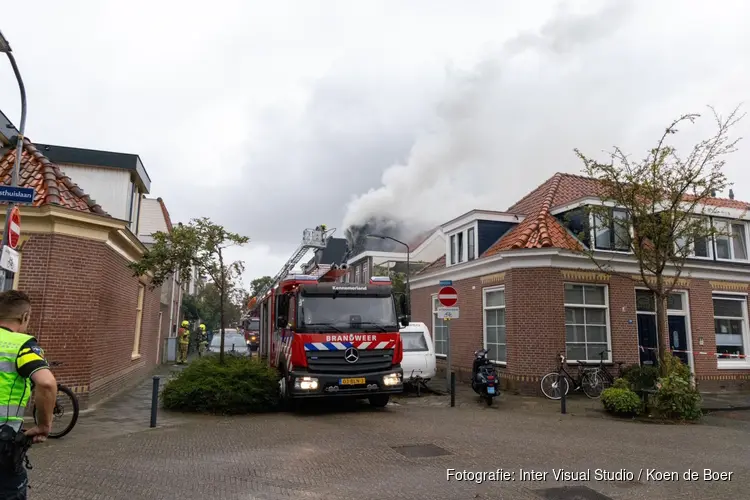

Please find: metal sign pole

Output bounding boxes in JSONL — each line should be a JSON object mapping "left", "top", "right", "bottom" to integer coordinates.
{"left": 445, "top": 317, "right": 451, "bottom": 393}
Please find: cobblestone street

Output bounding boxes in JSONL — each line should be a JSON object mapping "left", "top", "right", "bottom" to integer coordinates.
{"left": 22, "top": 384, "right": 750, "bottom": 500}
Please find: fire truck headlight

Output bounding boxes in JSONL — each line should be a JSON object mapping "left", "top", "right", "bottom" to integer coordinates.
{"left": 383, "top": 373, "right": 402, "bottom": 386}
{"left": 251, "top": 336, "right": 257, "bottom": 341}
{"left": 295, "top": 376, "right": 319, "bottom": 390}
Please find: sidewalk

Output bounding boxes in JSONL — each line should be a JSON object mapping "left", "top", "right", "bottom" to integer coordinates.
{"left": 700, "top": 392, "right": 750, "bottom": 411}
{"left": 39, "top": 362, "right": 203, "bottom": 443}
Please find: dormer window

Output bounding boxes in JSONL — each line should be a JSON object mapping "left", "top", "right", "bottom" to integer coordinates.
{"left": 457, "top": 232, "right": 464, "bottom": 263}
{"left": 450, "top": 235, "right": 457, "bottom": 265}
{"left": 468, "top": 227, "right": 475, "bottom": 261}
{"left": 714, "top": 220, "right": 749, "bottom": 261}
{"left": 592, "top": 208, "right": 630, "bottom": 252}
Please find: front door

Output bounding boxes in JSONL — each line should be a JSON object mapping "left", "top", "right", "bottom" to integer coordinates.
{"left": 668, "top": 315, "right": 689, "bottom": 365}
{"left": 637, "top": 314, "right": 658, "bottom": 366}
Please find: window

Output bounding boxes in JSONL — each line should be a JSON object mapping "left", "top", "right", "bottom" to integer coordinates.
{"left": 354, "top": 267, "right": 360, "bottom": 283}
{"left": 483, "top": 286, "right": 506, "bottom": 363}
{"left": 592, "top": 208, "right": 630, "bottom": 251}
{"left": 713, "top": 294, "right": 750, "bottom": 367}
{"left": 714, "top": 220, "right": 749, "bottom": 261}
{"left": 132, "top": 284, "right": 145, "bottom": 358}
{"left": 467, "top": 227, "right": 476, "bottom": 261}
{"left": 457, "top": 232, "right": 464, "bottom": 263}
{"left": 362, "top": 263, "right": 369, "bottom": 282}
{"left": 431, "top": 295, "right": 448, "bottom": 356}
{"left": 450, "top": 235, "right": 456, "bottom": 265}
{"left": 564, "top": 283, "right": 610, "bottom": 362}
{"left": 675, "top": 217, "right": 711, "bottom": 258}
{"left": 401, "top": 331, "right": 428, "bottom": 352}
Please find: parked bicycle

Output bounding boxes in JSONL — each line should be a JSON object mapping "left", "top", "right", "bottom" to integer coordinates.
{"left": 540, "top": 353, "right": 602, "bottom": 400}
{"left": 592, "top": 349, "right": 625, "bottom": 389}
{"left": 30, "top": 361, "right": 80, "bottom": 439}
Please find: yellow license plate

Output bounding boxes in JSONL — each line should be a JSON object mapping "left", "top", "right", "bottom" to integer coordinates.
{"left": 339, "top": 377, "right": 366, "bottom": 385}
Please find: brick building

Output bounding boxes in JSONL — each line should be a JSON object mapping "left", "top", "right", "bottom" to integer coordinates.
{"left": 411, "top": 173, "right": 750, "bottom": 395}
{"left": 0, "top": 137, "right": 162, "bottom": 408}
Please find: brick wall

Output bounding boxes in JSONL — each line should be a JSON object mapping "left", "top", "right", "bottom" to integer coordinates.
{"left": 17, "top": 232, "right": 162, "bottom": 408}
{"left": 412, "top": 266, "right": 750, "bottom": 396}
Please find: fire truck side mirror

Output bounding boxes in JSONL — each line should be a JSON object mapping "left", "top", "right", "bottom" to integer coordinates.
{"left": 276, "top": 316, "right": 287, "bottom": 328}
{"left": 399, "top": 315, "right": 410, "bottom": 328}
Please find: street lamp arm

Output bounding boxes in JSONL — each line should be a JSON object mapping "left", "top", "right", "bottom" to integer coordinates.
{"left": 6, "top": 51, "right": 27, "bottom": 187}
{"left": 366, "top": 233, "right": 411, "bottom": 319}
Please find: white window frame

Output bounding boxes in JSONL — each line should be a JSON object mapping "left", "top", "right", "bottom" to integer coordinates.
{"left": 362, "top": 263, "right": 369, "bottom": 282}
{"left": 563, "top": 283, "right": 612, "bottom": 364}
{"left": 713, "top": 219, "right": 750, "bottom": 263}
{"left": 712, "top": 292, "right": 750, "bottom": 369}
{"left": 431, "top": 294, "right": 448, "bottom": 358}
{"left": 589, "top": 208, "right": 632, "bottom": 254}
{"left": 482, "top": 285, "right": 506, "bottom": 365}
{"left": 132, "top": 283, "right": 145, "bottom": 359}
{"left": 674, "top": 216, "right": 713, "bottom": 260}
{"left": 467, "top": 227, "right": 476, "bottom": 261}
{"left": 449, "top": 235, "right": 457, "bottom": 265}
{"left": 354, "top": 267, "right": 360, "bottom": 283}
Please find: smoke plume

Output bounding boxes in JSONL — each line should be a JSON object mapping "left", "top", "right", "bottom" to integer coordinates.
{"left": 341, "top": 0, "right": 632, "bottom": 235}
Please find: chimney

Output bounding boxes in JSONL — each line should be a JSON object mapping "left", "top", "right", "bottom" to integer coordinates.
{"left": 729, "top": 189, "right": 735, "bottom": 200}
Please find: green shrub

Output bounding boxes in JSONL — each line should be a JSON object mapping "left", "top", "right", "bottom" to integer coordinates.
{"left": 620, "top": 364, "right": 659, "bottom": 392}
{"left": 601, "top": 387, "right": 641, "bottom": 416}
{"left": 612, "top": 377, "right": 630, "bottom": 389}
{"left": 162, "top": 356, "right": 279, "bottom": 414}
{"left": 653, "top": 354, "right": 701, "bottom": 421}
{"left": 659, "top": 353, "right": 691, "bottom": 380}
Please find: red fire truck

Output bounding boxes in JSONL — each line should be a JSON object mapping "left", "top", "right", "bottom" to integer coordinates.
{"left": 253, "top": 226, "right": 407, "bottom": 408}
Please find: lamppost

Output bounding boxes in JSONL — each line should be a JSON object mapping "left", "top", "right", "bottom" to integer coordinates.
{"left": 366, "top": 234, "right": 410, "bottom": 315}
{"left": 0, "top": 30, "right": 27, "bottom": 292}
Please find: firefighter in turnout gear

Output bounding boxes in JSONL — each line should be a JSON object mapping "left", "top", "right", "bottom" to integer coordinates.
{"left": 177, "top": 320, "right": 190, "bottom": 364}
{"left": 197, "top": 324, "right": 208, "bottom": 356}
{"left": 0, "top": 291, "right": 58, "bottom": 499}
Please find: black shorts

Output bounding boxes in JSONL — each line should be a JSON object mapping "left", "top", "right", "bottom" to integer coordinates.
{"left": 0, "top": 468, "right": 27, "bottom": 500}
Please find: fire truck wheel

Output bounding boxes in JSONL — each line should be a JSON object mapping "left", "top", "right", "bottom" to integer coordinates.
{"left": 278, "top": 372, "right": 300, "bottom": 411}
{"left": 368, "top": 395, "right": 390, "bottom": 408}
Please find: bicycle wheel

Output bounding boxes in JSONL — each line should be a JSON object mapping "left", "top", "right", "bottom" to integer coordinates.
{"left": 540, "top": 372, "right": 569, "bottom": 400}
{"left": 582, "top": 372, "right": 603, "bottom": 399}
{"left": 34, "top": 384, "right": 79, "bottom": 439}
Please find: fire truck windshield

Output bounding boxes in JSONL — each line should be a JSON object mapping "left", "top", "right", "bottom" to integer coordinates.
{"left": 297, "top": 295, "right": 398, "bottom": 332}
{"left": 248, "top": 319, "right": 260, "bottom": 331}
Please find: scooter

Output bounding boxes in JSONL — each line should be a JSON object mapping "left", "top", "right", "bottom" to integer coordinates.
{"left": 471, "top": 348, "right": 499, "bottom": 406}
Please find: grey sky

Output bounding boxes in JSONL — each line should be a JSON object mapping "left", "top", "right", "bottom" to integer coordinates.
{"left": 1, "top": 0, "right": 748, "bottom": 287}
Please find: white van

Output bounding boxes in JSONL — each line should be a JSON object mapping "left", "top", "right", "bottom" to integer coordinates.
{"left": 399, "top": 322, "right": 437, "bottom": 382}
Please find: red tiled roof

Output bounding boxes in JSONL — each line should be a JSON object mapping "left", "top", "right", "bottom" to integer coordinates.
{"left": 416, "top": 255, "right": 445, "bottom": 275}
{"left": 0, "top": 139, "right": 108, "bottom": 215}
{"left": 156, "top": 197, "right": 174, "bottom": 232}
{"left": 484, "top": 173, "right": 584, "bottom": 255}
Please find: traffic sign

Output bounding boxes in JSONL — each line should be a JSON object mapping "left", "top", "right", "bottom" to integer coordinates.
{"left": 437, "top": 306, "right": 459, "bottom": 319}
{"left": 439, "top": 280, "right": 453, "bottom": 286}
{"left": 7, "top": 206, "right": 20, "bottom": 249}
{"left": 0, "top": 187, "right": 35, "bottom": 205}
{"left": 438, "top": 286, "right": 458, "bottom": 307}
{"left": 0, "top": 246, "right": 19, "bottom": 273}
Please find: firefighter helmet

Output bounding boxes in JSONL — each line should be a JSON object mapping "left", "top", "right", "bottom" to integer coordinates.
{"left": 199, "top": 324, "right": 206, "bottom": 330}
{"left": 181, "top": 320, "right": 189, "bottom": 327}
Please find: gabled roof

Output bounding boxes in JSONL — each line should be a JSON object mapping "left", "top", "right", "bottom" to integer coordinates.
{"left": 483, "top": 173, "right": 583, "bottom": 256}
{"left": 0, "top": 139, "right": 108, "bottom": 215}
{"left": 408, "top": 225, "right": 441, "bottom": 250}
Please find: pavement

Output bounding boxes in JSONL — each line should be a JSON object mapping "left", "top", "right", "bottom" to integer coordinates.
{"left": 20, "top": 369, "right": 750, "bottom": 500}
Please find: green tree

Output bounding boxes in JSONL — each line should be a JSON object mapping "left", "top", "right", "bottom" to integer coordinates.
{"left": 574, "top": 106, "right": 743, "bottom": 372}
{"left": 129, "top": 217, "right": 249, "bottom": 363}
{"left": 249, "top": 276, "right": 274, "bottom": 298}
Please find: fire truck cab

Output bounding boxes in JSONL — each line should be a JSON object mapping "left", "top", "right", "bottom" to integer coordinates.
{"left": 254, "top": 226, "right": 407, "bottom": 408}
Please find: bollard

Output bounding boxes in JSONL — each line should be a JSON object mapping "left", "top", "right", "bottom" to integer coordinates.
{"left": 150, "top": 376, "right": 160, "bottom": 428}
{"left": 560, "top": 376, "right": 567, "bottom": 414}
{"left": 450, "top": 372, "right": 455, "bottom": 407}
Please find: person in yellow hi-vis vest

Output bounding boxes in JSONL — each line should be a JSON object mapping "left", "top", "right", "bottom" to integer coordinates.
{"left": 0, "top": 290, "right": 58, "bottom": 498}
{"left": 177, "top": 320, "right": 190, "bottom": 364}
